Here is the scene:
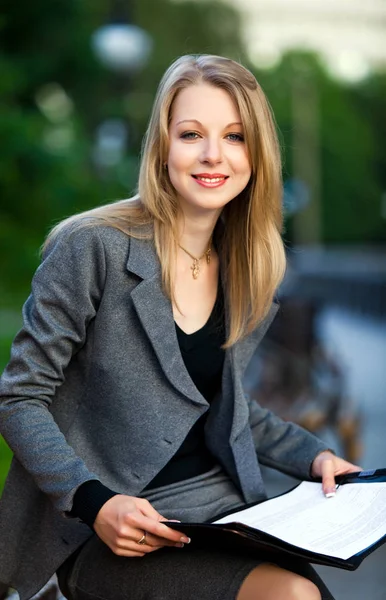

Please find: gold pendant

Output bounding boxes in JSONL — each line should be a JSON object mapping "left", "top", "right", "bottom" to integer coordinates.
{"left": 191, "top": 259, "right": 200, "bottom": 279}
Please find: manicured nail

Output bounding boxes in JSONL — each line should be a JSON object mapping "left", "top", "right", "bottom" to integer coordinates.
{"left": 175, "top": 542, "right": 184, "bottom": 548}
{"left": 181, "top": 536, "right": 191, "bottom": 544}
{"left": 325, "top": 490, "right": 336, "bottom": 498}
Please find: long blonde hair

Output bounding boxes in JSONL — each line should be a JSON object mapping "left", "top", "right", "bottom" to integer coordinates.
{"left": 46, "top": 54, "right": 286, "bottom": 347}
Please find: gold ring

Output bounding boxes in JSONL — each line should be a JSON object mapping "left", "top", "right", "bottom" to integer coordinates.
{"left": 137, "top": 532, "right": 147, "bottom": 545}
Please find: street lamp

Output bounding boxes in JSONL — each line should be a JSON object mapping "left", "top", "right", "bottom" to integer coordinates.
{"left": 92, "top": 23, "right": 152, "bottom": 74}
{"left": 91, "top": 6, "right": 152, "bottom": 176}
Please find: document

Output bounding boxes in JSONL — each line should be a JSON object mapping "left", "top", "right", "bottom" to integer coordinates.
{"left": 214, "top": 480, "right": 386, "bottom": 560}
{"left": 165, "top": 469, "right": 386, "bottom": 570}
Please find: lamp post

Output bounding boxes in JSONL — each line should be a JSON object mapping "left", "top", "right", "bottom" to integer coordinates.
{"left": 91, "top": 2, "right": 152, "bottom": 176}
{"left": 92, "top": 0, "right": 152, "bottom": 75}
{"left": 92, "top": 23, "right": 152, "bottom": 75}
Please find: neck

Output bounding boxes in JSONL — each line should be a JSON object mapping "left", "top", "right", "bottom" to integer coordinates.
{"left": 177, "top": 211, "right": 219, "bottom": 257}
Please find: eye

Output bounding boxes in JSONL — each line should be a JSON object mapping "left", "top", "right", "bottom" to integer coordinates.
{"left": 180, "top": 131, "right": 200, "bottom": 140}
{"left": 226, "top": 133, "right": 244, "bottom": 142}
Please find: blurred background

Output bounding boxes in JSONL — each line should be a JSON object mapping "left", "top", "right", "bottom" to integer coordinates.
{"left": 0, "top": 0, "right": 385, "bottom": 598}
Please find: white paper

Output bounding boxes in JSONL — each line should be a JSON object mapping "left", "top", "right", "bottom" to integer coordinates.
{"left": 214, "top": 481, "right": 386, "bottom": 560}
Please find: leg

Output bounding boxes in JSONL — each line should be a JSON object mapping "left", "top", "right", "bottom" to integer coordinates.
{"left": 58, "top": 535, "right": 260, "bottom": 600}
{"left": 58, "top": 535, "right": 334, "bottom": 600}
{"left": 237, "top": 564, "right": 321, "bottom": 600}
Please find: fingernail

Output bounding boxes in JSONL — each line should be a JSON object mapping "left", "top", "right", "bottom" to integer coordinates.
{"left": 325, "top": 490, "right": 336, "bottom": 498}
{"left": 175, "top": 542, "right": 184, "bottom": 548}
{"left": 168, "top": 519, "right": 181, "bottom": 523}
{"left": 181, "top": 536, "right": 191, "bottom": 544}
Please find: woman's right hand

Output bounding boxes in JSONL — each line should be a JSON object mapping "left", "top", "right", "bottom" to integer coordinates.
{"left": 93, "top": 494, "right": 190, "bottom": 557}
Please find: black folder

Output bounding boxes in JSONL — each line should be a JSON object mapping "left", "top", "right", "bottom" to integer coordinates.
{"left": 164, "top": 469, "right": 386, "bottom": 571}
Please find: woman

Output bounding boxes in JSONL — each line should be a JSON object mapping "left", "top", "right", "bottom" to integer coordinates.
{"left": 0, "top": 54, "right": 360, "bottom": 600}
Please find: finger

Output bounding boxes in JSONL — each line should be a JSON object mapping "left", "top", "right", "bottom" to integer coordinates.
{"left": 126, "top": 528, "right": 184, "bottom": 549}
{"left": 136, "top": 532, "right": 184, "bottom": 548}
{"left": 333, "top": 459, "right": 362, "bottom": 477}
{"left": 320, "top": 457, "right": 337, "bottom": 497}
{"left": 121, "top": 540, "right": 183, "bottom": 553}
{"left": 347, "top": 463, "right": 362, "bottom": 472}
{"left": 104, "top": 537, "right": 149, "bottom": 558}
{"left": 123, "top": 513, "right": 191, "bottom": 544}
{"left": 113, "top": 535, "right": 183, "bottom": 556}
{"left": 137, "top": 498, "right": 168, "bottom": 522}
{"left": 110, "top": 546, "right": 147, "bottom": 557}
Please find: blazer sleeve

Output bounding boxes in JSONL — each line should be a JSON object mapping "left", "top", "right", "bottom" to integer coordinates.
{"left": 248, "top": 396, "right": 330, "bottom": 480}
{"left": 0, "top": 222, "right": 106, "bottom": 513}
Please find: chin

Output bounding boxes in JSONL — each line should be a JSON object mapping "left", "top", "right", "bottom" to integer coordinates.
{"left": 182, "top": 190, "right": 241, "bottom": 211}
{"left": 187, "top": 198, "right": 232, "bottom": 213}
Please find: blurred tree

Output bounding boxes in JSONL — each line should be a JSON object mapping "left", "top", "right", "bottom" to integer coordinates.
{"left": 353, "top": 72, "right": 386, "bottom": 241}
{"left": 0, "top": 0, "right": 114, "bottom": 304}
{"left": 255, "top": 52, "right": 386, "bottom": 244}
{"left": 0, "top": 1, "right": 385, "bottom": 309}
{"left": 0, "top": 0, "right": 245, "bottom": 306}
{"left": 320, "top": 70, "right": 382, "bottom": 243}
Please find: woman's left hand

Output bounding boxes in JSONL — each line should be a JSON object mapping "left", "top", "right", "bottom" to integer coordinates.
{"left": 311, "top": 451, "right": 362, "bottom": 497}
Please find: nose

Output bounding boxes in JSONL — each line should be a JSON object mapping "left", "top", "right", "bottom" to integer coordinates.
{"left": 200, "top": 137, "right": 223, "bottom": 165}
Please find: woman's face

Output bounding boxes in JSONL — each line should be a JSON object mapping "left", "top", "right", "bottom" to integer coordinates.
{"left": 167, "top": 83, "right": 251, "bottom": 218}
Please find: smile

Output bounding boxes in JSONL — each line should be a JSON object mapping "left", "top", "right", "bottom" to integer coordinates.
{"left": 192, "top": 175, "right": 229, "bottom": 188}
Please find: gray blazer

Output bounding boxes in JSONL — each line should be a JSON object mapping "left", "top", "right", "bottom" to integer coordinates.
{"left": 0, "top": 222, "right": 328, "bottom": 599}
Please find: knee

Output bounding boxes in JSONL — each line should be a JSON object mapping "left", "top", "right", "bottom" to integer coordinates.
{"left": 287, "top": 576, "right": 321, "bottom": 600}
{"left": 237, "top": 565, "right": 322, "bottom": 600}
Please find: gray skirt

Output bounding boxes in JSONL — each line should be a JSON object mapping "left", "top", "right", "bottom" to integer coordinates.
{"left": 57, "top": 466, "right": 335, "bottom": 600}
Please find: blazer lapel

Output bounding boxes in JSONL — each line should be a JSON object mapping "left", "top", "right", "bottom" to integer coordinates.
{"left": 127, "top": 236, "right": 208, "bottom": 407}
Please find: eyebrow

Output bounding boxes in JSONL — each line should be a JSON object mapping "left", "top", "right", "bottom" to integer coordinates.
{"left": 175, "top": 119, "right": 243, "bottom": 128}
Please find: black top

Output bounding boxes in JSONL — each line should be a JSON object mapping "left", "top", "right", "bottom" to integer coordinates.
{"left": 71, "top": 285, "right": 226, "bottom": 527}
{"left": 144, "top": 285, "right": 226, "bottom": 489}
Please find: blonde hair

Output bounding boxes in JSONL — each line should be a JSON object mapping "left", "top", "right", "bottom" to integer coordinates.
{"left": 46, "top": 54, "right": 286, "bottom": 347}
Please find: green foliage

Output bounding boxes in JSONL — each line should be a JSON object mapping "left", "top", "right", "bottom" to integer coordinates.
{"left": 0, "top": 0, "right": 246, "bottom": 306}
{"left": 0, "top": 333, "right": 15, "bottom": 493}
{"left": 0, "top": 436, "right": 12, "bottom": 494}
{"left": 1, "top": 2, "right": 385, "bottom": 304}
{"left": 255, "top": 52, "right": 386, "bottom": 243}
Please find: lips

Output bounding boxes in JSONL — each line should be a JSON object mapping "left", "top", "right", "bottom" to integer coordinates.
{"left": 192, "top": 173, "right": 228, "bottom": 181}
{"left": 192, "top": 173, "right": 229, "bottom": 188}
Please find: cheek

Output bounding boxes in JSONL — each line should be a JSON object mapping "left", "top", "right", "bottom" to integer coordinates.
{"left": 235, "top": 161, "right": 252, "bottom": 185}
{"left": 168, "top": 143, "right": 195, "bottom": 172}
{"left": 167, "top": 147, "right": 190, "bottom": 193}
{"left": 233, "top": 156, "right": 252, "bottom": 192}
{"left": 228, "top": 147, "right": 251, "bottom": 175}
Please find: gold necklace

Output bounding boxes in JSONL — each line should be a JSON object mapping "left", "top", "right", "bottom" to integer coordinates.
{"left": 179, "top": 239, "right": 212, "bottom": 279}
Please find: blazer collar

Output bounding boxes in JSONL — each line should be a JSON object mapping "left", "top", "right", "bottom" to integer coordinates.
{"left": 126, "top": 234, "right": 160, "bottom": 280}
